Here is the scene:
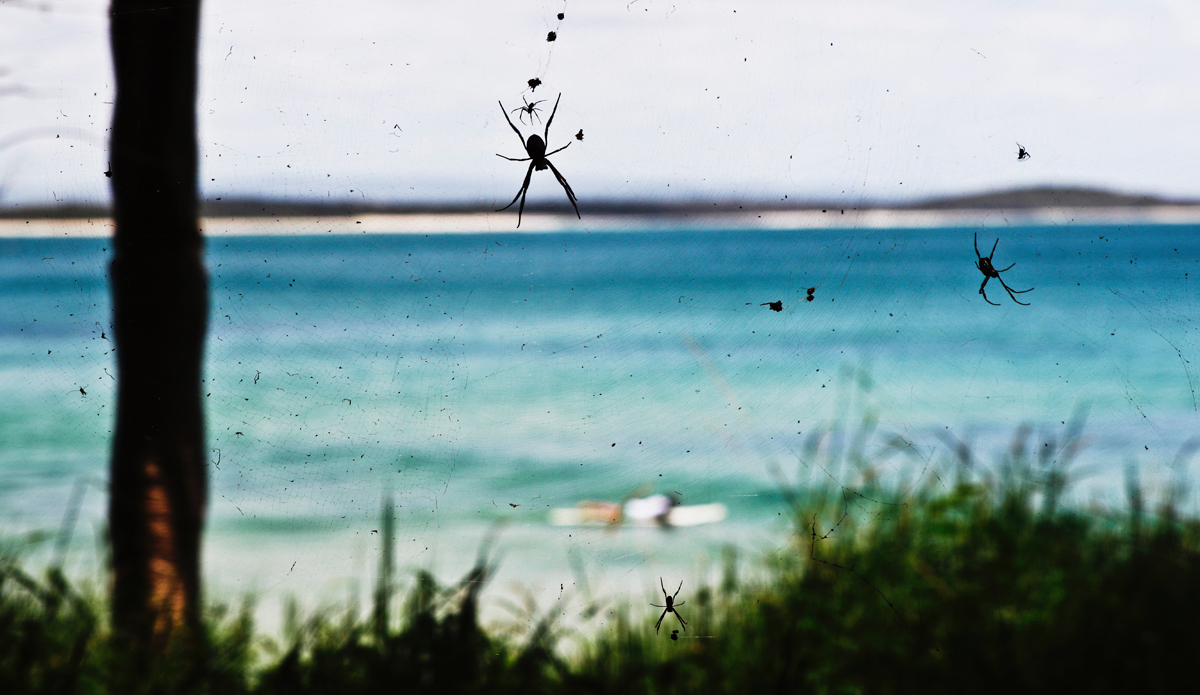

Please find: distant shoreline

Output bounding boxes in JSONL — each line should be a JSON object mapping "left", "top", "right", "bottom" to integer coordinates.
{"left": 3, "top": 204, "right": 1200, "bottom": 238}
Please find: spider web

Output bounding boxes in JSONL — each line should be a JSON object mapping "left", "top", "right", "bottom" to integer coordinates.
{"left": 3, "top": 0, "right": 1200, "bottom": 636}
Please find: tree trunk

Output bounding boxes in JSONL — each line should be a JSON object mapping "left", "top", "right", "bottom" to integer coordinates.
{"left": 108, "top": 0, "right": 207, "bottom": 643}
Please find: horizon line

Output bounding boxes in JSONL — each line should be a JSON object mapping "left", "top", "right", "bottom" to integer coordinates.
{"left": 4, "top": 204, "right": 1200, "bottom": 239}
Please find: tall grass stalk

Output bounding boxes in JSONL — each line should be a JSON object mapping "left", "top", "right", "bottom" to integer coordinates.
{"left": 4, "top": 427, "right": 1200, "bottom": 693}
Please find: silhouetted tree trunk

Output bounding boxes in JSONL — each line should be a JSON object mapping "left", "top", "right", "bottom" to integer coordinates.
{"left": 108, "top": 0, "right": 207, "bottom": 643}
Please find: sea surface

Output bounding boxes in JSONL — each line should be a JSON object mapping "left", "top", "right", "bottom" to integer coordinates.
{"left": 3, "top": 223, "right": 1199, "bottom": 628}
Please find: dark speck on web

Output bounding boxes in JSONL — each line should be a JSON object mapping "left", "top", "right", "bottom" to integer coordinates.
{"left": 575, "top": 129, "right": 584, "bottom": 140}
{"left": 761, "top": 301, "right": 783, "bottom": 312}
{"left": 557, "top": 12, "right": 565, "bottom": 20}
{"left": 547, "top": 31, "right": 557, "bottom": 42}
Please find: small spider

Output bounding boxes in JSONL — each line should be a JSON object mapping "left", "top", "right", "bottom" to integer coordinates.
{"left": 496, "top": 92, "right": 579, "bottom": 227}
{"left": 761, "top": 300, "right": 782, "bottom": 312}
{"left": 651, "top": 578, "right": 687, "bottom": 634}
{"left": 974, "top": 233, "right": 1034, "bottom": 306}
{"left": 510, "top": 96, "right": 546, "bottom": 125}
{"left": 1016, "top": 142, "right": 1031, "bottom": 161}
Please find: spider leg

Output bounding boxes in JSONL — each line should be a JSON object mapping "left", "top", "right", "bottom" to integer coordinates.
{"left": 660, "top": 577, "right": 667, "bottom": 599}
{"left": 547, "top": 162, "right": 578, "bottom": 218}
{"left": 995, "top": 262, "right": 1016, "bottom": 273}
{"left": 674, "top": 580, "right": 684, "bottom": 600}
{"left": 498, "top": 101, "right": 528, "bottom": 148}
{"left": 496, "top": 162, "right": 535, "bottom": 228}
{"left": 989, "top": 238, "right": 999, "bottom": 260}
{"left": 979, "top": 277, "right": 1000, "bottom": 306}
{"left": 496, "top": 154, "right": 531, "bottom": 162}
{"left": 649, "top": 603, "right": 665, "bottom": 608}
{"left": 974, "top": 232, "right": 982, "bottom": 261}
{"left": 544, "top": 92, "right": 563, "bottom": 141}
{"left": 496, "top": 162, "right": 533, "bottom": 210}
{"left": 674, "top": 610, "right": 687, "bottom": 631}
{"left": 655, "top": 608, "right": 668, "bottom": 634}
{"left": 514, "top": 169, "right": 532, "bottom": 227}
{"left": 673, "top": 600, "right": 685, "bottom": 607}
{"left": 545, "top": 142, "right": 571, "bottom": 157}
{"left": 998, "top": 276, "right": 1033, "bottom": 305}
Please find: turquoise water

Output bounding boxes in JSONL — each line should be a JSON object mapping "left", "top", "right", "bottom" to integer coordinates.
{"left": 3, "top": 224, "right": 1199, "bottom": 617}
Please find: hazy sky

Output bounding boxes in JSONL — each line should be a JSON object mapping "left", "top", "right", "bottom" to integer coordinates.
{"left": 2, "top": 0, "right": 1198, "bottom": 208}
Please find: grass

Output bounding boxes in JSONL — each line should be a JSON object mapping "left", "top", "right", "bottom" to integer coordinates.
{"left": 5, "top": 425, "right": 1200, "bottom": 694}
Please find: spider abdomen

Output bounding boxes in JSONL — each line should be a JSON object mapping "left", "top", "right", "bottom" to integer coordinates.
{"left": 525, "top": 135, "right": 547, "bottom": 159}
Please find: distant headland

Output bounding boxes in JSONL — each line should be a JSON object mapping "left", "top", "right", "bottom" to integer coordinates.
{"left": 3, "top": 186, "right": 1199, "bottom": 237}
{"left": 1, "top": 185, "right": 1194, "bottom": 220}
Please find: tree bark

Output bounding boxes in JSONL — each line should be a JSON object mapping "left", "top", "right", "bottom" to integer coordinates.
{"left": 108, "top": 0, "right": 207, "bottom": 643}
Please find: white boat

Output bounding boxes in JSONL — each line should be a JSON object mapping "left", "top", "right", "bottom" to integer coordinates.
{"left": 549, "top": 502, "right": 727, "bottom": 527}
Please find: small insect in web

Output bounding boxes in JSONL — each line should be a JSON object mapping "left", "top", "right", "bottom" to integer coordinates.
{"left": 651, "top": 578, "right": 687, "bottom": 634}
{"left": 510, "top": 96, "right": 546, "bottom": 125}
{"left": 974, "top": 232, "right": 1034, "bottom": 306}
{"left": 1016, "top": 142, "right": 1031, "bottom": 160}
{"left": 495, "top": 92, "right": 580, "bottom": 227}
{"left": 670, "top": 629, "right": 679, "bottom": 641}
{"left": 527, "top": 77, "right": 542, "bottom": 91}
{"left": 761, "top": 300, "right": 782, "bottom": 312}
{"left": 547, "top": 31, "right": 557, "bottom": 42}
{"left": 575, "top": 129, "right": 584, "bottom": 141}
{"left": 806, "top": 286, "right": 817, "bottom": 302}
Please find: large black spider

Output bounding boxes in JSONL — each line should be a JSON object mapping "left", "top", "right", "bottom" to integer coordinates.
{"left": 510, "top": 96, "right": 545, "bottom": 125}
{"left": 650, "top": 578, "right": 687, "bottom": 634}
{"left": 496, "top": 92, "right": 579, "bottom": 227}
{"left": 975, "top": 233, "right": 1033, "bottom": 305}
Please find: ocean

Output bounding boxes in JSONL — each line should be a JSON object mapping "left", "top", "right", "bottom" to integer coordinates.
{"left": 3, "top": 222, "right": 1199, "bottom": 628}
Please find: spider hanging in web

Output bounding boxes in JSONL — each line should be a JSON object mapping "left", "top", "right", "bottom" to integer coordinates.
{"left": 974, "top": 232, "right": 1034, "bottom": 305}
{"left": 495, "top": 92, "right": 579, "bottom": 227}
{"left": 1016, "top": 142, "right": 1031, "bottom": 160}
{"left": 510, "top": 96, "right": 546, "bottom": 125}
{"left": 650, "top": 578, "right": 687, "bottom": 634}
